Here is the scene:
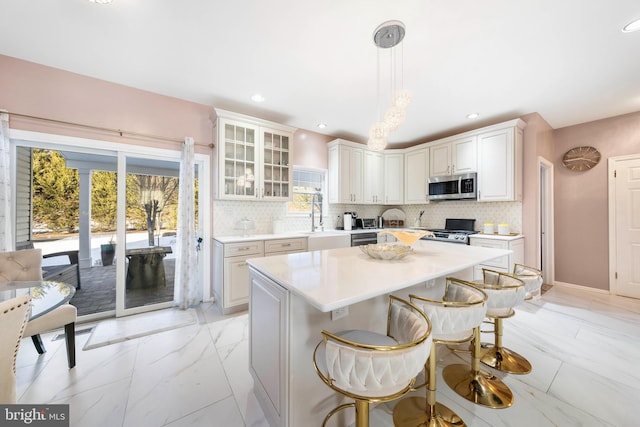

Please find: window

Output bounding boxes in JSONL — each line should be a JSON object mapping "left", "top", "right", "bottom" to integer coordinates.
{"left": 288, "top": 167, "right": 326, "bottom": 214}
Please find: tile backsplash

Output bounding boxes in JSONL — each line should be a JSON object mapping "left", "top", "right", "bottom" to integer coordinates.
{"left": 213, "top": 200, "right": 522, "bottom": 237}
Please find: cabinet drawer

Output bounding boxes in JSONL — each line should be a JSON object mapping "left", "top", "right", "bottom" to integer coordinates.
{"left": 470, "top": 239, "right": 509, "bottom": 269}
{"left": 265, "top": 238, "right": 307, "bottom": 254}
{"left": 225, "top": 241, "right": 264, "bottom": 257}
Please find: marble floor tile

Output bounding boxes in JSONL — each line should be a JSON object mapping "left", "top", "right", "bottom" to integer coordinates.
{"left": 13, "top": 285, "right": 640, "bottom": 426}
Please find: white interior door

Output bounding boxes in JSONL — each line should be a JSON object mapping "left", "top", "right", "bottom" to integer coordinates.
{"left": 539, "top": 157, "right": 554, "bottom": 284}
{"left": 610, "top": 155, "right": 640, "bottom": 298}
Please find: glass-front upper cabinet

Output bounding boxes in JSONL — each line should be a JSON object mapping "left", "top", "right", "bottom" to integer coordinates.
{"left": 262, "top": 128, "right": 290, "bottom": 200}
{"left": 214, "top": 109, "right": 295, "bottom": 201}
{"left": 220, "top": 119, "right": 259, "bottom": 199}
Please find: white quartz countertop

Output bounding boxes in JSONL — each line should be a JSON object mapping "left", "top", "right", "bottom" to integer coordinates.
{"left": 470, "top": 233, "right": 524, "bottom": 241}
{"left": 246, "top": 240, "right": 511, "bottom": 312}
{"left": 213, "top": 228, "right": 386, "bottom": 243}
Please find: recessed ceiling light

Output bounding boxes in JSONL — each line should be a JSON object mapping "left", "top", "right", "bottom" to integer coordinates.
{"left": 251, "top": 94, "right": 265, "bottom": 102}
{"left": 89, "top": 0, "right": 113, "bottom": 4}
{"left": 317, "top": 123, "right": 327, "bottom": 129}
{"left": 622, "top": 18, "right": 640, "bottom": 33}
{"left": 466, "top": 113, "right": 480, "bottom": 119}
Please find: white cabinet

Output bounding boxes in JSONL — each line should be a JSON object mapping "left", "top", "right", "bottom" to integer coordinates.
{"left": 328, "top": 139, "right": 364, "bottom": 204}
{"left": 404, "top": 145, "right": 429, "bottom": 204}
{"left": 363, "top": 150, "right": 384, "bottom": 204}
{"left": 213, "top": 109, "right": 295, "bottom": 201}
{"left": 249, "top": 268, "right": 289, "bottom": 426}
{"left": 429, "top": 135, "right": 477, "bottom": 177}
{"left": 476, "top": 119, "right": 525, "bottom": 202}
{"left": 384, "top": 152, "right": 404, "bottom": 204}
{"left": 469, "top": 235, "right": 524, "bottom": 281}
{"left": 264, "top": 238, "right": 307, "bottom": 255}
{"left": 214, "top": 236, "right": 306, "bottom": 314}
{"left": 214, "top": 239, "right": 264, "bottom": 314}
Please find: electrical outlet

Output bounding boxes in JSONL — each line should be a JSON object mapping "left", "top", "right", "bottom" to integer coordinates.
{"left": 331, "top": 306, "right": 349, "bottom": 321}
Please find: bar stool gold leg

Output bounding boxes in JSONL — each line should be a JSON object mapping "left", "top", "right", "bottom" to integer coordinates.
{"left": 355, "top": 400, "right": 369, "bottom": 427}
{"left": 442, "top": 327, "right": 514, "bottom": 409}
{"left": 394, "top": 343, "right": 466, "bottom": 426}
{"left": 480, "top": 318, "right": 532, "bottom": 374}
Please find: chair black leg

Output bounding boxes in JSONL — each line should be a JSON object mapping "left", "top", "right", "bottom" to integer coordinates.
{"left": 31, "top": 334, "right": 46, "bottom": 354}
{"left": 65, "top": 322, "right": 76, "bottom": 369}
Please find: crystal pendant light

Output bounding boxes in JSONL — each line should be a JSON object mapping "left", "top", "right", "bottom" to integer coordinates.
{"left": 368, "top": 122, "right": 389, "bottom": 151}
{"left": 367, "top": 20, "right": 410, "bottom": 151}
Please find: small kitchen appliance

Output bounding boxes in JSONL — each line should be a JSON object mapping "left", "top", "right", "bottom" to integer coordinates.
{"left": 422, "top": 218, "right": 478, "bottom": 244}
{"left": 360, "top": 218, "right": 378, "bottom": 229}
{"left": 428, "top": 173, "right": 477, "bottom": 201}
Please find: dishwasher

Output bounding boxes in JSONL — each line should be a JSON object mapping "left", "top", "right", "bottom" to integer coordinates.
{"left": 350, "top": 232, "right": 378, "bottom": 246}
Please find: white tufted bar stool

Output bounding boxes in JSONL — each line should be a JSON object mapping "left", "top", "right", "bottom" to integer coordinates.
{"left": 393, "top": 277, "right": 488, "bottom": 427}
{"left": 441, "top": 275, "right": 515, "bottom": 409}
{"left": 513, "top": 263, "right": 543, "bottom": 300}
{"left": 475, "top": 269, "right": 530, "bottom": 375}
{"left": 313, "top": 295, "right": 432, "bottom": 427}
{"left": 0, "top": 295, "right": 32, "bottom": 404}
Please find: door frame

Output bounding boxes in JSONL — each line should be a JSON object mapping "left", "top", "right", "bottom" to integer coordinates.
{"left": 538, "top": 156, "right": 554, "bottom": 284}
{"left": 608, "top": 153, "right": 640, "bottom": 296}
{"left": 9, "top": 128, "right": 211, "bottom": 317}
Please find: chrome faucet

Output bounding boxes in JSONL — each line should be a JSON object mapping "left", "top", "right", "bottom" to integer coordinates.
{"left": 310, "top": 190, "right": 323, "bottom": 232}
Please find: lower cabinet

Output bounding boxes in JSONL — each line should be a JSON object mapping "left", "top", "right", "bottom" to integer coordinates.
{"left": 214, "top": 237, "right": 307, "bottom": 314}
{"left": 469, "top": 235, "right": 524, "bottom": 281}
{"left": 249, "top": 268, "right": 290, "bottom": 426}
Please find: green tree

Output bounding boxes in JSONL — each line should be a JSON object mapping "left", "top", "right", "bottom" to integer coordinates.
{"left": 133, "top": 174, "right": 179, "bottom": 245}
{"left": 32, "top": 149, "right": 79, "bottom": 233}
{"left": 91, "top": 171, "right": 117, "bottom": 231}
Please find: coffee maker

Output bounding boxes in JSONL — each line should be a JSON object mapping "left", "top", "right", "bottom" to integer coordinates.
{"left": 343, "top": 211, "right": 357, "bottom": 230}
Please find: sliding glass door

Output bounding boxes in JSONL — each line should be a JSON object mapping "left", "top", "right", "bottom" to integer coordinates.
{"left": 12, "top": 133, "right": 209, "bottom": 319}
{"left": 116, "top": 152, "right": 204, "bottom": 316}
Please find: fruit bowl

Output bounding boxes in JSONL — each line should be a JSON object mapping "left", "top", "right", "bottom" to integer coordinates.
{"left": 359, "top": 243, "right": 414, "bottom": 260}
{"left": 377, "top": 229, "right": 434, "bottom": 246}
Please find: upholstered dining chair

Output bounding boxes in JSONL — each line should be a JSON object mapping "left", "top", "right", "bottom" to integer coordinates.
{"left": 0, "top": 249, "right": 77, "bottom": 369}
{"left": 0, "top": 295, "right": 32, "bottom": 404}
{"left": 313, "top": 295, "right": 432, "bottom": 427}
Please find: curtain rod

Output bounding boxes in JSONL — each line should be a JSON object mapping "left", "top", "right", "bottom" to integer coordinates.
{"left": 6, "top": 111, "right": 214, "bottom": 148}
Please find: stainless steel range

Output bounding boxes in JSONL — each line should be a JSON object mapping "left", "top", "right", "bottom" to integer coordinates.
{"left": 421, "top": 218, "right": 478, "bottom": 244}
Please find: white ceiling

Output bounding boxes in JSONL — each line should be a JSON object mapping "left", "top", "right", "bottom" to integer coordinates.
{"left": 1, "top": 0, "right": 639, "bottom": 147}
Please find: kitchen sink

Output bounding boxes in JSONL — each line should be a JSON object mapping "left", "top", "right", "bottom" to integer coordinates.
{"left": 305, "top": 231, "right": 351, "bottom": 250}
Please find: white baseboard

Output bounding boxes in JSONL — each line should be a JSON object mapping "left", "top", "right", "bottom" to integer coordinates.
{"left": 553, "top": 281, "right": 610, "bottom": 294}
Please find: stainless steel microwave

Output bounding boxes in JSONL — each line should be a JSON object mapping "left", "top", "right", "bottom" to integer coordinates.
{"left": 428, "top": 172, "right": 477, "bottom": 201}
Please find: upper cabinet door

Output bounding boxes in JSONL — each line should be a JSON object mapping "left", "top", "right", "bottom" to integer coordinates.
{"left": 429, "top": 142, "right": 451, "bottom": 177}
{"left": 364, "top": 150, "right": 384, "bottom": 204}
{"left": 328, "top": 142, "right": 364, "bottom": 203}
{"left": 404, "top": 147, "right": 429, "bottom": 204}
{"left": 429, "top": 136, "right": 477, "bottom": 177}
{"left": 218, "top": 118, "right": 260, "bottom": 199}
{"left": 261, "top": 127, "right": 291, "bottom": 200}
{"left": 451, "top": 136, "right": 477, "bottom": 174}
{"left": 476, "top": 123, "right": 523, "bottom": 202}
{"left": 384, "top": 152, "right": 404, "bottom": 204}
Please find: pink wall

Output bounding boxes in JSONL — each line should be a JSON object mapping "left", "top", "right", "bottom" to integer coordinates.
{"left": 521, "top": 113, "right": 554, "bottom": 269}
{"left": 292, "top": 129, "right": 332, "bottom": 168}
{"left": 0, "top": 55, "right": 213, "bottom": 153}
{"left": 553, "top": 111, "right": 640, "bottom": 290}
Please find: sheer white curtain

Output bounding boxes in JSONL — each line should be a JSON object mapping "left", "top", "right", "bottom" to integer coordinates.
{"left": 174, "top": 137, "right": 201, "bottom": 308}
{"left": 0, "top": 112, "right": 12, "bottom": 251}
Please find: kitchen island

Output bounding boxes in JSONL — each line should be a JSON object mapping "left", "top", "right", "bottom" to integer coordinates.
{"left": 246, "top": 240, "right": 511, "bottom": 427}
